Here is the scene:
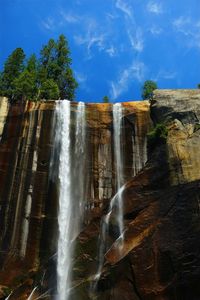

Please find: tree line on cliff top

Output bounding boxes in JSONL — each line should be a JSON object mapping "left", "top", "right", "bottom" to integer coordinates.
{"left": 0, "top": 33, "right": 159, "bottom": 102}
{"left": 2, "top": 34, "right": 198, "bottom": 102}
{"left": 0, "top": 34, "right": 78, "bottom": 102}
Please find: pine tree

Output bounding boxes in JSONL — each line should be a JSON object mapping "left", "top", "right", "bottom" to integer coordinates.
{"left": 0, "top": 35, "right": 78, "bottom": 101}
{"left": 60, "top": 68, "right": 78, "bottom": 100}
{"left": 13, "top": 54, "right": 38, "bottom": 101}
{"left": 103, "top": 95, "right": 109, "bottom": 103}
{"left": 142, "top": 80, "right": 157, "bottom": 100}
{"left": 0, "top": 48, "right": 25, "bottom": 100}
{"left": 40, "top": 79, "right": 59, "bottom": 100}
{"left": 39, "top": 34, "right": 77, "bottom": 100}
{"left": 39, "top": 38, "right": 56, "bottom": 83}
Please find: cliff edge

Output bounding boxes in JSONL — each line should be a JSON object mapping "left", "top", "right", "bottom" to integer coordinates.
{"left": 0, "top": 90, "right": 200, "bottom": 300}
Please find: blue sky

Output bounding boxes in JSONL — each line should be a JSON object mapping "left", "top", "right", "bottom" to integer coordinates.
{"left": 0, "top": 0, "right": 200, "bottom": 102}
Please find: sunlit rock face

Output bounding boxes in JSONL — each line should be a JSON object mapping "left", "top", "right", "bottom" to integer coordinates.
{"left": 152, "top": 89, "right": 200, "bottom": 185}
{"left": 0, "top": 100, "right": 56, "bottom": 299}
{"left": 0, "top": 90, "right": 200, "bottom": 300}
{"left": 0, "top": 98, "right": 150, "bottom": 299}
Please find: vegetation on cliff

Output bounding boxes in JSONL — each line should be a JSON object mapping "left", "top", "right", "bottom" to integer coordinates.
{"left": 147, "top": 123, "right": 168, "bottom": 150}
{"left": 103, "top": 95, "right": 110, "bottom": 103}
{"left": 0, "top": 34, "right": 78, "bottom": 102}
{"left": 142, "top": 80, "right": 157, "bottom": 100}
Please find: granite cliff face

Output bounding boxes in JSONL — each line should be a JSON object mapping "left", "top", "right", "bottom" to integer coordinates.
{"left": 0, "top": 90, "right": 200, "bottom": 300}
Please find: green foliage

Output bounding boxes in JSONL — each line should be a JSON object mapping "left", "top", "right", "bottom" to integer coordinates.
{"left": 13, "top": 70, "right": 37, "bottom": 100}
{"left": 61, "top": 68, "right": 78, "bottom": 100}
{"left": 142, "top": 80, "right": 157, "bottom": 100}
{"left": 2, "top": 287, "right": 12, "bottom": 297}
{"left": 40, "top": 38, "right": 57, "bottom": 81}
{"left": 103, "top": 95, "right": 110, "bottom": 103}
{"left": 39, "top": 34, "right": 77, "bottom": 100}
{"left": 40, "top": 79, "right": 60, "bottom": 100}
{"left": 13, "top": 55, "right": 38, "bottom": 100}
{"left": 147, "top": 123, "right": 168, "bottom": 150}
{"left": 0, "top": 35, "right": 77, "bottom": 101}
{"left": 198, "top": 83, "right": 200, "bottom": 89}
{"left": 0, "top": 48, "right": 25, "bottom": 99}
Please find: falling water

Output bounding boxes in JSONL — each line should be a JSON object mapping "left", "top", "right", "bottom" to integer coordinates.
{"left": 27, "top": 287, "right": 38, "bottom": 300}
{"left": 72, "top": 102, "right": 86, "bottom": 234}
{"left": 93, "top": 184, "right": 125, "bottom": 284}
{"left": 92, "top": 103, "right": 124, "bottom": 290}
{"left": 55, "top": 100, "right": 86, "bottom": 300}
{"left": 56, "top": 100, "right": 71, "bottom": 300}
{"left": 113, "top": 103, "right": 124, "bottom": 238}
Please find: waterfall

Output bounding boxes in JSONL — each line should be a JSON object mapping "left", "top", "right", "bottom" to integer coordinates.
{"left": 55, "top": 100, "right": 86, "bottom": 300}
{"left": 92, "top": 103, "right": 124, "bottom": 289}
{"left": 72, "top": 102, "right": 86, "bottom": 235}
{"left": 27, "top": 287, "right": 38, "bottom": 300}
{"left": 113, "top": 103, "right": 124, "bottom": 238}
{"left": 56, "top": 100, "right": 71, "bottom": 300}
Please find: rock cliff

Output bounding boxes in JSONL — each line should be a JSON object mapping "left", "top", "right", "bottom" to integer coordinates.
{"left": 0, "top": 90, "right": 200, "bottom": 300}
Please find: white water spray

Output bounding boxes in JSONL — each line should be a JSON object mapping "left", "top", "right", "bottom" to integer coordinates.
{"left": 72, "top": 102, "right": 86, "bottom": 233}
{"left": 92, "top": 103, "right": 124, "bottom": 289}
{"left": 27, "top": 287, "right": 38, "bottom": 300}
{"left": 56, "top": 100, "right": 71, "bottom": 300}
{"left": 113, "top": 103, "right": 124, "bottom": 237}
{"left": 56, "top": 101, "right": 86, "bottom": 300}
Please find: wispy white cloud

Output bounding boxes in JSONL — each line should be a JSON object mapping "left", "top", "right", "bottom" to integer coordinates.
{"left": 74, "top": 71, "right": 87, "bottom": 83}
{"left": 147, "top": 1, "right": 163, "bottom": 14}
{"left": 41, "top": 17, "right": 55, "bottom": 31}
{"left": 106, "top": 46, "right": 117, "bottom": 57}
{"left": 74, "top": 19, "right": 119, "bottom": 59}
{"left": 110, "top": 61, "right": 146, "bottom": 99}
{"left": 153, "top": 70, "right": 177, "bottom": 81}
{"left": 149, "top": 25, "right": 162, "bottom": 35}
{"left": 74, "top": 31, "right": 106, "bottom": 58}
{"left": 74, "top": 71, "right": 91, "bottom": 93}
{"left": 173, "top": 16, "right": 200, "bottom": 50}
{"left": 128, "top": 28, "right": 144, "bottom": 52}
{"left": 106, "top": 12, "right": 118, "bottom": 20}
{"left": 115, "top": 0, "right": 133, "bottom": 18}
{"left": 41, "top": 10, "right": 80, "bottom": 31}
{"left": 173, "top": 16, "right": 191, "bottom": 34}
{"left": 115, "top": 1, "right": 144, "bottom": 53}
{"left": 60, "top": 10, "right": 80, "bottom": 24}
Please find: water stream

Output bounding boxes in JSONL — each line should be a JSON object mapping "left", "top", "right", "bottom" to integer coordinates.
{"left": 91, "top": 103, "right": 124, "bottom": 290}
{"left": 113, "top": 103, "right": 124, "bottom": 238}
{"left": 56, "top": 100, "right": 71, "bottom": 300}
{"left": 55, "top": 100, "right": 86, "bottom": 300}
{"left": 55, "top": 101, "right": 146, "bottom": 299}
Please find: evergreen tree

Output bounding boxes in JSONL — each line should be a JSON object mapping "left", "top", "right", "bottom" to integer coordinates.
{"left": 59, "top": 68, "right": 78, "bottom": 100}
{"left": 198, "top": 84, "right": 200, "bottom": 89}
{"left": 13, "top": 54, "right": 38, "bottom": 100}
{"left": 0, "top": 48, "right": 25, "bottom": 100}
{"left": 39, "top": 34, "right": 77, "bottom": 100}
{"left": 142, "top": 80, "right": 157, "bottom": 100}
{"left": 40, "top": 79, "right": 59, "bottom": 100}
{"left": 103, "top": 95, "right": 109, "bottom": 103}
{"left": 39, "top": 38, "right": 56, "bottom": 83}
{"left": 56, "top": 34, "right": 75, "bottom": 99}
{"left": 0, "top": 35, "right": 77, "bottom": 101}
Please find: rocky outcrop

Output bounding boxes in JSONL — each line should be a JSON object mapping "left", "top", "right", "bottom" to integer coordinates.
{"left": 0, "top": 90, "right": 200, "bottom": 300}
{"left": 0, "top": 100, "right": 56, "bottom": 299}
{"left": 89, "top": 90, "right": 200, "bottom": 300}
{"left": 152, "top": 89, "right": 200, "bottom": 185}
{"left": 71, "top": 90, "right": 200, "bottom": 300}
{"left": 0, "top": 98, "right": 150, "bottom": 299}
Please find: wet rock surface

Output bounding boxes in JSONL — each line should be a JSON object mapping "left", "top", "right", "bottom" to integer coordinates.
{"left": 0, "top": 90, "right": 200, "bottom": 299}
